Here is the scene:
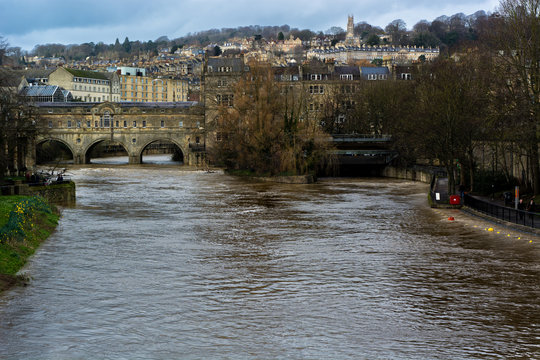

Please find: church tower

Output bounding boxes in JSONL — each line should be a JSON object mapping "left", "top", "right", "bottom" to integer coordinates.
{"left": 345, "top": 15, "right": 358, "bottom": 46}
{"left": 347, "top": 15, "right": 354, "bottom": 39}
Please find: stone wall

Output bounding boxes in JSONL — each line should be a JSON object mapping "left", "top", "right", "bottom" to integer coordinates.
{"left": 16, "top": 182, "right": 76, "bottom": 205}
{"left": 381, "top": 166, "right": 433, "bottom": 183}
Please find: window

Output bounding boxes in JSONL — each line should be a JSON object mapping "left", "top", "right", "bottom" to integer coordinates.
{"left": 309, "top": 85, "right": 324, "bottom": 94}
{"left": 179, "top": 121, "right": 183, "bottom": 127}
{"left": 123, "top": 120, "right": 127, "bottom": 128}
{"left": 103, "top": 111, "right": 111, "bottom": 127}
{"left": 310, "top": 74, "right": 322, "bottom": 80}
{"left": 378, "top": 74, "right": 387, "bottom": 80}
{"left": 367, "top": 74, "right": 377, "bottom": 80}
{"left": 196, "top": 121, "right": 201, "bottom": 128}
{"left": 340, "top": 74, "right": 353, "bottom": 80}
{"left": 67, "top": 120, "right": 72, "bottom": 128}
{"left": 133, "top": 121, "right": 137, "bottom": 127}
{"left": 142, "top": 120, "right": 146, "bottom": 128}
{"left": 77, "top": 121, "right": 81, "bottom": 128}
{"left": 216, "top": 94, "right": 233, "bottom": 106}
{"left": 48, "top": 121, "right": 53, "bottom": 128}
{"left": 86, "top": 120, "right": 91, "bottom": 127}
{"left": 160, "top": 120, "right": 164, "bottom": 128}
{"left": 95, "top": 120, "right": 99, "bottom": 127}
{"left": 401, "top": 73, "right": 411, "bottom": 80}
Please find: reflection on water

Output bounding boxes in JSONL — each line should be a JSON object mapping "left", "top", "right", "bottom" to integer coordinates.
{"left": 90, "top": 154, "right": 181, "bottom": 165}
{"left": 0, "top": 165, "right": 539, "bottom": 359}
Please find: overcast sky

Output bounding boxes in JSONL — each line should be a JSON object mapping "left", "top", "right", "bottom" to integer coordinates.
{"left": 1, "top": 0, "right": 500, "bottom": 52}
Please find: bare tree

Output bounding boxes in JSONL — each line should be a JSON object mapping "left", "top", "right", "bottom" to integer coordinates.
{"left": 487, "top": 0, "right": 540, "bottom": 194}
{"left": 209, "top": 61, "right": 332, "bottom": 176}
{"left": 0, "top": 70, "right": 42, "bottom": 180}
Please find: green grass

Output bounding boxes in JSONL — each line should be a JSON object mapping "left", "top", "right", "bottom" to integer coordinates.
{"left": 0, "top": 196, "right": 59, "bottom": 279}
{"left": 0, "top": 196, "right": 28, "bottom": 228}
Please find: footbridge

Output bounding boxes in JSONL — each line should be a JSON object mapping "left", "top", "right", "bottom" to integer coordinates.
{"left": 34, "top": 101, "right": 206, "bottom": 166}
{"left": 330, "top": 134, "right": 397, "bottom": 167}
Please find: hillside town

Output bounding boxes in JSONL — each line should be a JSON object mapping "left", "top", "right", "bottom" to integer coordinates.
{"left": 3, "top": 16, "right": 440, "bottom": 105}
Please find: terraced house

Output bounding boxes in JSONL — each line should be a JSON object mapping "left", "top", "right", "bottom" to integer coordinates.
{"left": 48, "top": 67, "right": 121, "bottom": 102}
{"left": 119, "top": 74, "right": 188, "bottom": 102}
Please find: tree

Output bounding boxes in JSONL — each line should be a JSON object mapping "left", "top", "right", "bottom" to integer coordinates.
{"left": 385, "top": 19, "right": 407, "bottom": 45}
{"left": 401, "top": 58, "right": 490, "bottom": 193}
{"left": 0, "top": 69, "right": 42, "bottom": 180}
{"left": 209, "top": 61, "right": 333, "bottom": 176}
{"left": 212, "top": 45, "right": 222, "bottom": 56}
{"left": 326, "top": 27, "right": 345, "bottom": 36}
{"left": 486, "top": 0, "right": 540, "bottom": 194}
{"left": 413, "top": 20, "right": 431, "bottom": 33}
{"left": 278, "top": 31, "right": 285, "bottom": 41}
{"left": 365, "top": 34, "right": 380, "bottom": 46}
{"left": 0, "top": 36, "right": 7, "bottom": 66}
{"left": 122, "top": 37, "right": 131, "bottom": 53}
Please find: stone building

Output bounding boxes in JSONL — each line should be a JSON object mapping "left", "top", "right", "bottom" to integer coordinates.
{"left": 202, "top": 56, "right": 246, "bottom": 150}
{"left": 48, "top": 67, "right": 121, "bottom": 102}
{"left": 119, "top": 74, "right": 188, "bottom": 102}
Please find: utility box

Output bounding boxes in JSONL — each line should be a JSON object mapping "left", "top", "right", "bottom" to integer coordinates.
{"left": 449, "top": 195, "right": 461, "bottom": 205}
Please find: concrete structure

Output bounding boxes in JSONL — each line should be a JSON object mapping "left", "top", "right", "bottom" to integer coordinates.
{"left": 35, "top": 101, "right": 205, "bottom": 166}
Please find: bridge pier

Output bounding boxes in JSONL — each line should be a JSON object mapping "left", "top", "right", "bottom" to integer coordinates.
{"left": 74, "top": 154, "right": 83, "bottom": 165}
{"left": 129, "top": 154, "right": 141, "bottom": 164}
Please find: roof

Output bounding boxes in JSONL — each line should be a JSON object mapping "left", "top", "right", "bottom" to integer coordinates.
{"left": 20, "top": 85, "right": 61, "bottom": 97}
{"left": 207, "top": 57, "right": 244, "bottom": 72}
{"left": 33, "top": 101, "right": 200, "bottom": 108}
{"left": 334, "top": 66, "right": 360, "bottom": 76}
{"left": 360, "top": 67, "right": 390, "bottom": 75}
{"left": 64, "top": 68, "right": 109, "bottom": 80}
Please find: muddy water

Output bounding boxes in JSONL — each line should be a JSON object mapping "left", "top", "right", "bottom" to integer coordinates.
{"left": 1, "top": 162, "right": 539, "bottom": 359}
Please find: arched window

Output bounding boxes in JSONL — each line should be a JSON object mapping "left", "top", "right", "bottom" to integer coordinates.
{"left": 103, "top": 110, "right": 112, "bottom": 128}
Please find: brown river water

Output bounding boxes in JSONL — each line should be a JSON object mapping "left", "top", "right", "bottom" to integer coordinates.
{"left": 0, "top": 156, "right": 539, "bottom": 359}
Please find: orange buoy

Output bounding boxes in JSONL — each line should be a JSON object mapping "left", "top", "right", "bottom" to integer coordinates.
{"left": 448, "top": 217, "right": 455, "bottom": 221}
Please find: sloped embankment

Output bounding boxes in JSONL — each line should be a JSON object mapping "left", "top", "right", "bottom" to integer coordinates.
{"left": 0, "top": 196, "right": 59, "bottom": 293}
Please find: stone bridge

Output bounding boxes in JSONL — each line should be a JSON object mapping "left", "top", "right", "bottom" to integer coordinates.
{"left": 35, "top": 101, "right": 206, "bottom": 166}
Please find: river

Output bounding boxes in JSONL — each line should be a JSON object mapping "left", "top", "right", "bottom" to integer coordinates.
{"left": 1, "top": 157, "right": 539, "bottom": 359}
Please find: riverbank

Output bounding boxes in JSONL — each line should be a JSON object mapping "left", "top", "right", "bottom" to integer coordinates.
{"left": 0, "top": 195, "right": 59, "bottom": 293}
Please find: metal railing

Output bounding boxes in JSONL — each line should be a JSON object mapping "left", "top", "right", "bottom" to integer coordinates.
{"left": 464, "top": 194, "right": 540, "bottom": 229}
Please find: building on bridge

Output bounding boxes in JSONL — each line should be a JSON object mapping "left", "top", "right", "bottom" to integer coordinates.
{"left": 35, "top": 101, "right": 205, "bottom": 166}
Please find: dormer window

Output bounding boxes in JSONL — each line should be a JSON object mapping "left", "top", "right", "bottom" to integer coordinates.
{"left": 310, "top": 74, "right": 322, "bottom": 80}
{"left": 340, "top": 74, "right": 353, "bottom": 80}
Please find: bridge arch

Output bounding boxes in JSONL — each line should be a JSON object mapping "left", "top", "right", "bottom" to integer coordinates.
{"left": 83, "top": 137, "right": 130, "bottom": 164}
{"left": 136, "top": 138, "right": 187, "bottom": 165}
{"left": 36, "top": 137, "right": 76, "bottom": 165}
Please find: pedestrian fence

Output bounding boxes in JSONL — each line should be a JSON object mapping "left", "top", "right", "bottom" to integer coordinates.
{"left": 464, "top": 194, "right": 540, "bottom": 229}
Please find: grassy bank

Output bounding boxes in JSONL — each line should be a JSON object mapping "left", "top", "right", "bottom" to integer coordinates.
{"left": 0, "top": 195, "right": 59, "bottom": 293}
